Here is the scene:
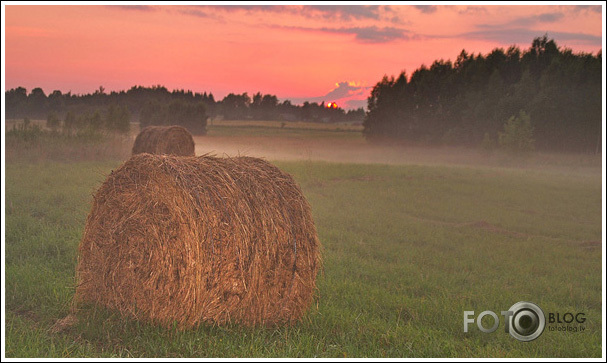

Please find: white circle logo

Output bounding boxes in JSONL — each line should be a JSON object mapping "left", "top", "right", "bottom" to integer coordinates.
{"left": 507, "top": 301, "right": 546, "bottom": 342}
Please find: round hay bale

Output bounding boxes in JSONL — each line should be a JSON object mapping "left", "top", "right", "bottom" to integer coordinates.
{"left": 75, "top": 154, "right": 320, "bottom": 328}
{"left": 132, "top": 125, "right": 195, "bottom": 156}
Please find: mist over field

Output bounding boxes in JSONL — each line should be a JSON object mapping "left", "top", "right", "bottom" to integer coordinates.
{"left": 193, "top": 122, "right": 601, "bottom": 173}
{"left": 3, "top": 4, "right": 604, "bottom": 359}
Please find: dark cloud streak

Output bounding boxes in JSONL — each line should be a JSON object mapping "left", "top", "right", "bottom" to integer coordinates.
{"left": 306, "top": 5, "right": 381, "bottom": 20}
{"left": 211, "top": 5, "right": 285, "bottom": 13}
{"left": 320, "top": 26, "right": 409, "bottom": 43}
{"left": 414, "top": 5, "right": 438, "bottom": 14}
{"left": 464, "top": 10, "right": 599, "bottom": 47}
{"left": 459, "top": 28, "right": 601, "bottom": 46}
{"left": 456, "top": 6, "right": 488, "bottom": 15}
{"left": 107, "top": 5, "right": 156, "bottom": 12}
{"left": 537, "top": 12, "right": 565, "bottom": 22}
{"left": 178, "top": 7, "right": 212, "bottom": 18}
{"left": 189, "top": 5, "right": 384, "bottom": 22}
{"left": 511, "top": 12, "right": 565, "bottom": 26}
{"left": 478, "top": 12, "right": 566, "bottom": 29}
{"left": 276, "top": 25, "right": 411, "bottom": 44}
{"left": 570, "top": 5, "right": 602, "bottom": 13}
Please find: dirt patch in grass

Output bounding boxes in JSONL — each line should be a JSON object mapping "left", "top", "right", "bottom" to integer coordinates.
{"left": 50, "top": 314, "right": 79, "bottom": 334}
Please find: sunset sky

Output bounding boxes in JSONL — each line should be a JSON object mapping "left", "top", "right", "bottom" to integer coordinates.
{"left": 3, "top": 3, "right": 604, "bottom": 109}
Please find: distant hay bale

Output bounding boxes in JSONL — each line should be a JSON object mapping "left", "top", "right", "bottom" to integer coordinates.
{"left": 132, "top": 125, "right": 195, "bottom": 156}
{"left": 75, "top": 154, "right": 320, "bottom": 328}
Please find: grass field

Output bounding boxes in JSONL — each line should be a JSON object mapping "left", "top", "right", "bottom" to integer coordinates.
{"left": 3, "top": 121, "right": 603, "bottom": 357}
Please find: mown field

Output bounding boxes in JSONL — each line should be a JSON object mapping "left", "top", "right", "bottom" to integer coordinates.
{"left": 3, "top": 121, "right": 603, "bottom": 357}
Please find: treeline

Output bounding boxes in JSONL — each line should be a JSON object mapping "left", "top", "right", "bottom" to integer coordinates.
{"left": 46, "top": 105, "right": 131, "bottom": 134}
{"left": 363, "top": 36, "right": 602, "bottom": 153}
{"left": 216, "top": 92, "right": 365, "bottom": 123}
{"left": 6, "top": 85, "right": 365, "bottom": 136}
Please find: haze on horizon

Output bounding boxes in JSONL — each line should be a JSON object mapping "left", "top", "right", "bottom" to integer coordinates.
{"left": 4, "top": 4, "right": 603, "bottom": 110}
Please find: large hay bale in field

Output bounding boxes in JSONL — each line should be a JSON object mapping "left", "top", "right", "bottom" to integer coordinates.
{"left": 132, "top": 125, "right": 195, "bottom": 156}
{"left": 75, "top": 153, "right": 320, "bottom": 328}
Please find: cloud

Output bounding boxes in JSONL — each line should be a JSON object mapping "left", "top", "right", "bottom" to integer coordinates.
{"left": 459, "top": 28, "right": 602, "bottom": 46}
{"left": 286, "top": 81, "right": 371, "bottom": 110}
{"left": 536, "top": 12, "right": 565, "bottom": 23}
{"left": 570, "top": 5, "right": 602, "bottom": 13}
{"left": 477, "top": 12, "right": 566, "bottom": 29}
{"left": 380, "top": 5, "right": 407, "bottom": 24}
{"left": 305, "top": 5, "right": 381, "bottom": 20}
{"left": 455, "top": 6, "right": 489, "bottom": 15}
{"left": 324, "top": 26, "right": 410, "bottom": 43}
{"left": 211, "top": 5, "right": 284, "bottom": 13}
{"left": 107, "top": 5, "right": 156, "bottom": 12}
{"left": 464, "top": 11, "right": 599, "bottom": 46}
{"left": 508, "top": 12, "right": 564, "bottom": 27}
{"left": 192, "top": 5, "right": 384, "bottom": 22}
{"left": 177, "top": 7, "right": 212, "bottom": 18}
{"left": 324, "top": 81, "right": 369, "bottom": 100}
{"left": 539, "top": 31, "right": 602, "bottom": 45}
{"left": 414, "top": 5, "right": 438, "bottom": 14}
{"left": 279, "top": 25, "right": 411, "bottom": 44}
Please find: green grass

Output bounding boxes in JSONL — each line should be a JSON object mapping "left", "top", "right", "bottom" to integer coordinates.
{"left": 4, "top": 138, "right": 603, "bottom": 357}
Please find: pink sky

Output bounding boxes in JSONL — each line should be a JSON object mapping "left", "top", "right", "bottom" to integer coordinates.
{"left": 4, "top": 4, "right": 603, "bottom": 109}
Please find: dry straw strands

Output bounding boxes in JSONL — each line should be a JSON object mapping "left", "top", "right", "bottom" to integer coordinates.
{"left": 75, "top": 153, "right": 320, "bottom": 328}
{"left": 132, "top": 125, "right": 195, "bottom": 156}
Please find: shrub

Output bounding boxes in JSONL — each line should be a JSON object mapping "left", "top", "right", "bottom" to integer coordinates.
{"left": 498, "top": 110, "right": 535, "bottom": 155}
{"left": 7, "top": 119, "right": 43, "bottom": 141}
{"left": 480, "top": 132, "right": 496, "bottom": 155}
{"left": 47, "top": 112, "right": 61, "bottom": 130}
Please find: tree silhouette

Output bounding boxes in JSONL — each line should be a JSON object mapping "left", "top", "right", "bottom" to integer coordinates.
{"left": 363, "top": 36, "right": 601, "bottom": 152}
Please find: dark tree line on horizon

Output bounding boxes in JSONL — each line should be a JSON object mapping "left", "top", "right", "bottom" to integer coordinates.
{"left": 5, "top": 85, "right": 366, "bottom": 136}
{"left": 363, "top": 36, "right": 602, "bottom": 153}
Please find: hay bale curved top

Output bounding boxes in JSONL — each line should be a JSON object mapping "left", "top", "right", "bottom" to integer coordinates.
{"left": 132, "top": 125, "right": 195, "bottom": 156}
{"left": 75, "top": 154, "right": 320, "bottom": 328}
